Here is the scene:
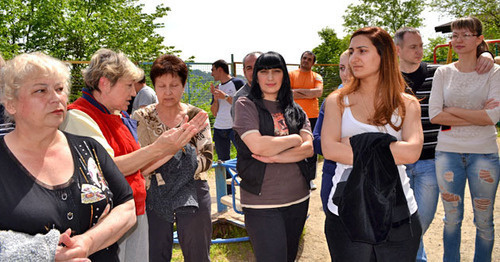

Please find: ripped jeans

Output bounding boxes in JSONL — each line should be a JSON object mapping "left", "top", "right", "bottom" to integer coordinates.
{"left": 435, "top": 151, "right": 499, "bottom": 262}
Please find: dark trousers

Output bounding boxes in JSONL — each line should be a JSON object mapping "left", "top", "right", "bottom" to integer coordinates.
{"left": 243, "top": 199, "right": 309, "bottom": 262}
{"left": 148, "top": 180, "right": 212, "bottom": 262}
{"left": 213, "top": 128, "right": 236, "bottom": 193}
{"left": 309, "top": 117, "right": 317, "bottom": 133}
{"left": 213, "top": 128, "right": 235, "bottom": 161}
{"left": 325, "top": 210, "right": 422, "bottom": 262}
{"left": 308, "top": 118, "right": 318, "bottom": 180}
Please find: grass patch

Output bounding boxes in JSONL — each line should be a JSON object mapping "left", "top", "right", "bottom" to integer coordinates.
{"left": 172, "top": 241, "right": 254, "bottom": 262}
{"left": 171, "top": 222, "right": 253, "bottom": 261}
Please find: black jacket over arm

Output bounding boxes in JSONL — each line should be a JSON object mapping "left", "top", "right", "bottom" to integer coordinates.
{"left": 336, "top": 132, "right": 410, "bottom": 244}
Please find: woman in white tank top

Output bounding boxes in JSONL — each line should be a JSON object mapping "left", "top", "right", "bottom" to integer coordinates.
{"left": 321, "top": 27, "right": 424, "bottom": 261}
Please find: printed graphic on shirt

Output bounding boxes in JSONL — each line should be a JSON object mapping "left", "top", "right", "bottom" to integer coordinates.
{"left": 81, "top": 183, "right": 107, "bottom": 204}
{"left": 74, "top": 141, "right": 113, "bottom": 206}
{"left": 272, "top": 112, "right": 289, "bottom": 136}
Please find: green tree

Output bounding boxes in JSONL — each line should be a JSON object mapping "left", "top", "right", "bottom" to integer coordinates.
{"left": 0, "top": 0, "right": 173, "bottom": 61}
{"left": 312, "top": 28, "right": 349, "bottom": 102}
{"left": 0, "top": 0, "right": 177, "bottom": 100}
{"left": 342, "top": 0, "right": 425, "bottom": 34}
{"left": 429, "top": 0, "right": 500, "bottom": 39}
{"left": 423, "top": 36, "right": 456, "bottom": 63}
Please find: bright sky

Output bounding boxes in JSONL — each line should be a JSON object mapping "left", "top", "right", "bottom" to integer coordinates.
{"left": 141, "top": 0, "right": 452, "bottom": 64}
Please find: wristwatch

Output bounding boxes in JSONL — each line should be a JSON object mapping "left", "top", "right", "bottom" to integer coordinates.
{"left": 224, "top": 94, "right": 229, "bottom": 100}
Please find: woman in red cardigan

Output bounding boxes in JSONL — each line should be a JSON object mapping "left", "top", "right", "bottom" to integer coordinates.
{"left": 60, "top": 48, "right": 207, "bottom": 262}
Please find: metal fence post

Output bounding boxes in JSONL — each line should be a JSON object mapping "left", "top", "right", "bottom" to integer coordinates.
{"left": 186, "top": 63, "right": 191, "bottom": 104}
{"left": 214, "top": 161, "right": 228, "bottom": 212}
{"left": 231, "top": 54, "right": 236, "bottom": 77}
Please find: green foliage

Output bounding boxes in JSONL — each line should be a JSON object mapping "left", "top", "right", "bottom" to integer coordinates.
{"left": 423, "top": 36, "right": 456, "bottom": 63}
{"left": 429, "top": 0, "right": 500, "bottom": 39}
{"left": 183, "top": 74, "right": 212, "bottom": 113}
{"left": 342, "top": 0, "right": 425, "bottom": 35}
{"left": 0, "top": 0, "right": 174, "bottom": 61}
{"left": 1, "top": 0, "right": 178, "bottom": 102}
{"left": 312, "top": 28, "right": 349, "bottom": 103}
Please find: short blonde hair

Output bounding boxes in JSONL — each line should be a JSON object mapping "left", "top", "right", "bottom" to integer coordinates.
{"left": 82, "top": 49, "right": 144, "bottom": 92}
{"left": 1, "top": 52, "right": 71, "bottom": 103}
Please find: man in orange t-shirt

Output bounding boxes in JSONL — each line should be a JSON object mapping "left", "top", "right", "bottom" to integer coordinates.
{"left": 289, "top": 51, "right": 323, "bottom": 130}
{"left": 289, "top": 51, "right": 323, "bottom": 190}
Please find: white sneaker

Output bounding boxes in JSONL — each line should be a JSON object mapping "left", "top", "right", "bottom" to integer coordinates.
{"left": 310, "top": 180, "right": 317, "bottom": 191}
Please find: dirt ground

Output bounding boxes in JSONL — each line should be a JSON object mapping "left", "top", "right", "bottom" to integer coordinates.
{"left": 297, "top": 160, "right": 500, "bottom": 262}
{"left": 210, "top": 159, "right": 500, "bottom": 261}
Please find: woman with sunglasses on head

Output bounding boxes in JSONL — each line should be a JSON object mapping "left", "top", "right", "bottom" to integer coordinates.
{"left": 322, "top": 27, "right": 423, "bottom": 261}
{"left": 233, "top": 51, "right": 315, "bottom": 262}
{"left": 429, "top": 17, "right": 500, "bottom": 262}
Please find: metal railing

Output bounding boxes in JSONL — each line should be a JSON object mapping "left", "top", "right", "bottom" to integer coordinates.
{"left": 433, "top": 39, "right": 500, "bottom": 64}
{"left": 66, "top": 61, "right": 342, "bottom": 108}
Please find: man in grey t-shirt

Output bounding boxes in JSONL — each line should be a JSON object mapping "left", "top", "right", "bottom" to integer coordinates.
{"left": 131, "top": 76, "right": 158, "bottom": 115}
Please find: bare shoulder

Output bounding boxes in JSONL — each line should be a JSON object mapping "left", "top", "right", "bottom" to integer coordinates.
{"left": 325, "top": 91, "right": 342, "bottom": 105}
{"left": 402, "top": 93, "right": 419, "bottom": 106}
{"left": 324, "top": 91, "right": 345, "bottom": 115}
{"left": 401, "top": 93, "right": 421, "bottom": 116}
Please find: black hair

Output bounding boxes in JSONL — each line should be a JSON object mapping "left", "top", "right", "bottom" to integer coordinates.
{"left": 250, "top": 51, "right": 305, "bottom": 128}
{"left": 301, "top": 51, "right": 316, "bottom": 63}
{"left": 212, "top": 59, "right": 229, "bottom": 74}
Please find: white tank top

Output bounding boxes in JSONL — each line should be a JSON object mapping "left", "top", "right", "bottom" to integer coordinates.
{"left": 327, "top": 96, "right": 418, "bottom": 216}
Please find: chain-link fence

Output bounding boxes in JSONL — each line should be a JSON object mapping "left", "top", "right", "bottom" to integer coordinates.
{"left": 67, "top": 61, "right": 341, "bottom": 112}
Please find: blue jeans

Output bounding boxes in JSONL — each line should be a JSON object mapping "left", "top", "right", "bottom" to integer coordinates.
{"left": 406, "top": 159, "right": 439, "bottom": 262}
{"left": 435, "top": 151, "right": 500, "bottom": 262}
{"left": 213, "top": 128, "right": 235, "bottom": 161}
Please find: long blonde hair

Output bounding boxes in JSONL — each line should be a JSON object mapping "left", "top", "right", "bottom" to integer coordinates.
{"left": 338, "top": 27, "right": 407, "bottom": 131}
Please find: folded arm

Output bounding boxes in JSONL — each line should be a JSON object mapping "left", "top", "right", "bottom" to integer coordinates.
{"left": 252, "top": 131, "right": 314, "bottom": 163}
{"left": 292, "top": 86, "right": 323, "bottom": 99}
{"left": 442, "top": 106, "right": 495, "bottom": 125}
{"left": 321, "top": 93, "right": 354, "bottom": 165}
{"left": 389, "top": 96, "right": 423, "bottom": 165}
{"left": 241, "top": 131, "right": 303, "bottom": 157}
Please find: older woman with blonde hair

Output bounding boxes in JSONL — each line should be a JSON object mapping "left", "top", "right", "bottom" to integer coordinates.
{"left": 60, "top": 49, "right": 207, "bottom": 262}
{"left": 0, "top": 52, "right": 136, "bottom": 261}
{"left": 0, "top": 54, "right": 15, "bottom": 135}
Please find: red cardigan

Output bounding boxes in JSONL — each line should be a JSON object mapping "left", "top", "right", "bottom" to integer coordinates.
{"left": 69, "top": 97, "right": 146, "bottom": 216}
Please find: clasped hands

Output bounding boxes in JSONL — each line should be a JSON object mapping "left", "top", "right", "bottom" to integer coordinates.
{"left": 210, "top": 83, "right": 227, "bottom": 100}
